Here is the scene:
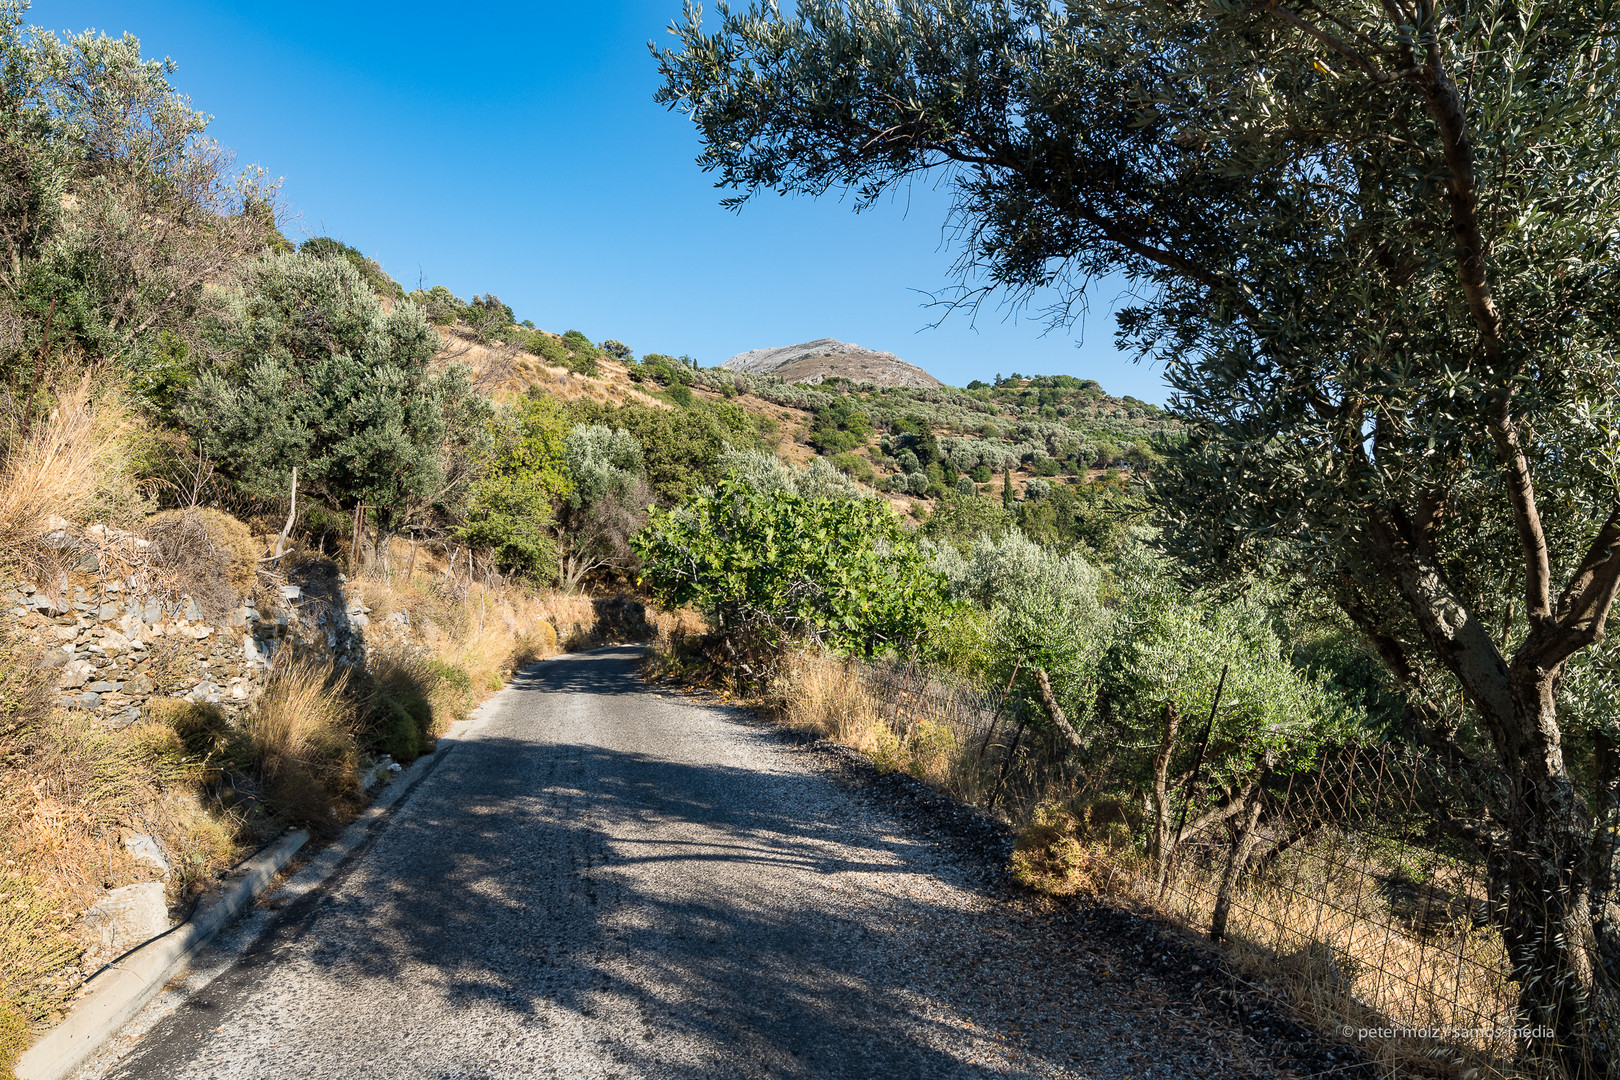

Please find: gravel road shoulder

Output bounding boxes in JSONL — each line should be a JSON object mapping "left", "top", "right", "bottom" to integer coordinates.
{"left": 679, "top": 695, "right": 1378, "bottom": 1080}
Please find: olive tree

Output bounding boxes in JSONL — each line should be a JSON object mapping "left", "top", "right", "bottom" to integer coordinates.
{"left": 656, "top": 2, "right": 1620, "bottom": 1068}
{"left": 557, "top": 424, "right": 649, "bottom": 592}
{"left": 0, "top": 1, "right": 280, "bottom": 389}
{"left": 184, "top": 251, "right": 488, "bottom": 557}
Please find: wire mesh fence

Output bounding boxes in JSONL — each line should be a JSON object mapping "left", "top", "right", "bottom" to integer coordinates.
{"left": 841, "top": 656, "right": 1581, "bottom": 1079}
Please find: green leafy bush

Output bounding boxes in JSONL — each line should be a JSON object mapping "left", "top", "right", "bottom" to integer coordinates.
{"left": 808, "top": 399, "right": 872, "bottom": 455}
{"left": 635, "top": 479, "right": 947, "bottom": 662}
{"left": 830, "top": 451, "right": 875, "bottom": 484}
{"left": 459, "top": 396, "right": 572, "bottom": 579}
{"left": 922, "top": 490, "right": 1012, "bottom": 553}
{"left": 568, "top": 399, "right": 763, "bottom": 503}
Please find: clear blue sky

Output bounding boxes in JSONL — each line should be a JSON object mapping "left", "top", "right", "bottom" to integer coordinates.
{"left": 40, "top": 0, "right": 1168, "bottom": 401}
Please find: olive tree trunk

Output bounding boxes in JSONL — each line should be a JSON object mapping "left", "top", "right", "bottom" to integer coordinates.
{"left": 1372, "top": 514, "right": 1620, "bottom": 1076}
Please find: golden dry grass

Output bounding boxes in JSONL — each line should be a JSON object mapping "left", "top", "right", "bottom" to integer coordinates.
{"left": 0, "top": 375, "right": 140, "bottom": 566}
{"left": 236, "top": 655, "right": 359, "bottom": 831}
{"left": 771, "top": 651, "right": 994, "bottom": 797}
{"left": 339, "top": 568, "right": 591, "bottom": 740}
{"left": 1150, "top": 846, "right": 1522, "bottom": 1078}
{"left": 1009, "top": 805, "right": 1105, "bottom": 897}
{"left": 434, "top": 330, "right": 669, "bottom": 408}
{"left": 774, "top": 650, "right": 882, "bottom": 744}
{"left": 0, "top": 686, "right": 240, "bottom": 1073}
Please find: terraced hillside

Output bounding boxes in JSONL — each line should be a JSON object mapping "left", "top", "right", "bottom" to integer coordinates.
{"left": 431, "top": 303, "right": 1174, "bottom": 530}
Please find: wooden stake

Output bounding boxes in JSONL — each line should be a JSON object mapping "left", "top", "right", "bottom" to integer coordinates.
{"left": 272, "top": 467, "right": 298, "bottom": 560}
{"left": 1160, "top": 664, "right": 1229, "bottom": 898}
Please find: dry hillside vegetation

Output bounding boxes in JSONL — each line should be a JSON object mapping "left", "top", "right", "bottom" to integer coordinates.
{"left": 438, "top": 331, "right": 670, "bottom": 409}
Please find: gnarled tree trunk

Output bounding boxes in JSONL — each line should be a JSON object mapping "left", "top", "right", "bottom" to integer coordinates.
{"left": 1371, "top": 512, "right": 1620, "bottom": 1076}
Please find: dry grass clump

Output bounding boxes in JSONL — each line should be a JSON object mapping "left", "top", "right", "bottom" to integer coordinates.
{"left": 768, "top": 650, "right": 986, "bottom": 792}
{"left": 432, "top": 583, "right": 572, "bottom": 691}
{"left": 0, "top": 864, "right": 77, "bottom": 1071}
{"left": 775, "top": 650, "right": 881, "bottom": 742}
{"left": 537, "top": 591, "right": 598, "bottom": 651}
{"left": 146, "top": 507, "right": 260, "bottom": 619}
{"left": 0, "top": 670, "right": 241, "bottom": 1074}
{"left": 234, "top": 655, "right": 359, "bottom": 832}
{"left": 338, "top": 573, "right": 572, "bottom": 738}
{"left": 1008, "top": 802, "right": 1138, "bottom": 899}
{"left": 0, "top": 375, "right": 143, "bottom": 568}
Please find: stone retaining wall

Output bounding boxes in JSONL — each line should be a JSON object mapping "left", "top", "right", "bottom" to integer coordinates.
{"left": 8, "top": 540, "right": 373, "bottom": 727}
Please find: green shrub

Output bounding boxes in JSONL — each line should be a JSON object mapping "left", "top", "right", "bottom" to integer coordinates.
{"left": 408, "top": 285, "right": 464, "bottom": 326}
{"left": 358, "top": 652, "right": 439, "bottom": 763}
{"left": 635, "top": 478, "right": 948, "bottom": 662}
{"left": 459, "top": 396, "right": 571, "bottom": 580}
{"left": 566, "top": 352, "right": 600, "bottom": 377}
{"left": 299, "top": 237, "right": 406, "bottom": 302}
{"left": 831, "top": 451, "right": 875, "bottom": 484}
{"left": 183, "top": 252, "right": 490, "bottom": 540}
{"left": 568, "top": 398, "right": 765, "bottom": 503}
{"left": 809, "top": 399, "right": 872, "bottom": 455}
{"left": 461, "top": 294, "right": 514, "bottom": 343}
{"left": 427, "top": 660, "right": 472, "bottom": 695}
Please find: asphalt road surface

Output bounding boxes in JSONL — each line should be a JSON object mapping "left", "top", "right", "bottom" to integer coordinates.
{"left": 89, "top": 646, "right": 1299, "bottom": 1080}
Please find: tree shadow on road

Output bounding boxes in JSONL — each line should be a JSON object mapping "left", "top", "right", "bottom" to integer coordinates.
{"left": 110, "top": 647, "right": 1096, "bottom": 1080}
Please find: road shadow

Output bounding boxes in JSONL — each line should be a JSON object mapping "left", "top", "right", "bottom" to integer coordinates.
{"left": 108, "top": 647, "right": 1065, "bottom": 1079}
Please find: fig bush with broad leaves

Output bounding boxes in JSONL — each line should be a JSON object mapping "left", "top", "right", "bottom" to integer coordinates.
{"left": 657, "top": 2, "right": 1620, "bottom": 1069}
{"left": 634, "top": 478, "right": 946, "bottom": 668}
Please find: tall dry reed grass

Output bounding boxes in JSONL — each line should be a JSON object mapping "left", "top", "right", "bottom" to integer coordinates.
{"left": 234, "top": 655, "right": 358, "bottom": 830}
{"left": 0, "top": 375, "right": 141, "bottom": 567}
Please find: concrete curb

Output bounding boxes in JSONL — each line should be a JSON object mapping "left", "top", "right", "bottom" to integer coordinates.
{"left": 13, "top": 662, "right": 525, "bottom": 1080}
{"left": 269, "top": 720, "right": 467, "bottom": 908}
{"left": 14, "top": 828, "right": 310, "bottom": 1080}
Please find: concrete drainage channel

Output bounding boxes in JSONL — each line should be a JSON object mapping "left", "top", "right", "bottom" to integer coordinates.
{"left": 14, "top": 676, "right": 516, "bottom": 1080}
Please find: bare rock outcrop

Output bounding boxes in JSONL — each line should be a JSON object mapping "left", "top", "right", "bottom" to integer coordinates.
{"left": 722, "top": 338, "right": 943, "bottom": 388}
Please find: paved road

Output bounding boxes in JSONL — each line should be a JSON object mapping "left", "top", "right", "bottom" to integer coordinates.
{"left": 91, "top": 647, "right": 1279, "bottom": 1080}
